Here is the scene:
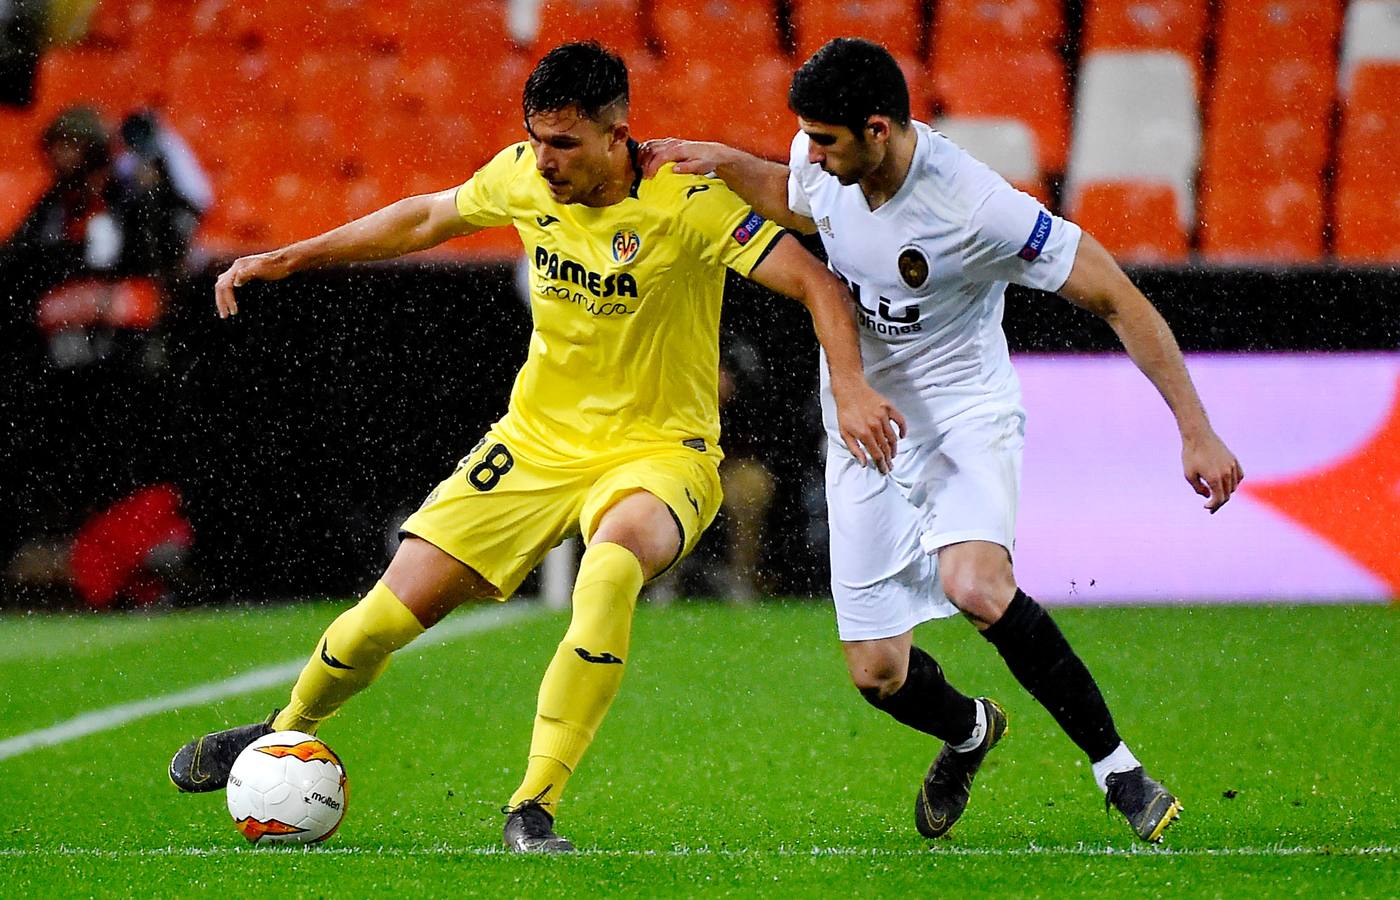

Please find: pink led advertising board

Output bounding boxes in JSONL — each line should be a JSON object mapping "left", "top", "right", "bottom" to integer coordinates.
{"left": 1012, "top": 353, "right": 1399, "bottom": 605}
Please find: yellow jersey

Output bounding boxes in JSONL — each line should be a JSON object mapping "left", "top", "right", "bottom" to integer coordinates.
{"left": 454, "top": 141, "right": 785, "bottom": 464}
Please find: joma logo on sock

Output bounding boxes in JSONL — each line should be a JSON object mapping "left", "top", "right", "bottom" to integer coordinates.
{"left": 574, "top": 647, "right": 624, "bottom": 665}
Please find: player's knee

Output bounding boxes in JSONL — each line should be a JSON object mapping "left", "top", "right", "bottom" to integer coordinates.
{"left": 857, "top": 675, "right": 905, "bottom": 703}
{"left": 590, "top": 496, "right": 681, "bottom": 580}
{"left": 942, "top": 570, "right": 1015, "bottom": 624}
{"left": 849, "top": 658, "right": 907, "bottom": 698}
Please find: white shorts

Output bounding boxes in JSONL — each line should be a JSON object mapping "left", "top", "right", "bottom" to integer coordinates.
{"left": 826, "top": 409, "right": 1025, "bottom": 642}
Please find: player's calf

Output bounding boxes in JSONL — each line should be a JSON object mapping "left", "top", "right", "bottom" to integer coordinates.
{"left": 168, "top": 710, "right": 278, "bottom": 793}
{"left": 855, "top": 644, "right": 980, "bottom": 744}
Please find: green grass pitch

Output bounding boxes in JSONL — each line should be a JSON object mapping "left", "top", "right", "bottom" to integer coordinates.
{"left": 0, "top": 601, "right": 1395, "bottom": 897}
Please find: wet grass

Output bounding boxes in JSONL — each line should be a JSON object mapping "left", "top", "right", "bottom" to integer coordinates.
{"left": 0, "top": 601, "right": 1395, "bottom": 897}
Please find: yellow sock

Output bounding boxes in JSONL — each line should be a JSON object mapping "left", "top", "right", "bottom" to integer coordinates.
{"left": 273, "top": 581, "right": 425, "bottom": 733}
{"left": 508, "top": 541, "right": 644, "bottom": 813}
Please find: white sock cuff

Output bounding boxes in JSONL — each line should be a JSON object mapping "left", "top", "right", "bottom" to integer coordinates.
{"left": 950, "top": 700, "right": 988, "bottom": 753}
{"left": 1091, "top": 742, "right": 1141, "bottom": 793}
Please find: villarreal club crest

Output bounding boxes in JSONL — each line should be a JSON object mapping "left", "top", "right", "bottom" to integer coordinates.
{"left": 612, "top": 229, "right": 641, "bottom": 264}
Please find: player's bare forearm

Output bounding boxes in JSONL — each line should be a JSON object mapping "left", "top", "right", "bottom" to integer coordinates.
{"left": 748, "top": 235, "right": 906, "bottom": 471}
{"left": 1059, "top": 232, "right": 1244, "bottom": 510}
{"left": 639, "top": 138, "right": 816, "bottom": 234}
{"left": 1060, "top": 234, "right": 1207, "bottom": 434}
{"left": 279, "top": 190, "right": 473, "bottom": 271}
{"left": 215, "top": 190, "right": 475, "bottom": 318}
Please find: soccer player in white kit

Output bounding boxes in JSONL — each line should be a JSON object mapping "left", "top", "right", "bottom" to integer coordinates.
{"left": 642, "top": 38, "right": 1243, "bottom": 844}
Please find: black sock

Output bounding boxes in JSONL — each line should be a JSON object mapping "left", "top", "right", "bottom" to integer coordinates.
{"left": 860, "top": 645, "right": 978, "bottom": 744}
{"left": 982, "top": 589, "right": 1120, "bottom": 761}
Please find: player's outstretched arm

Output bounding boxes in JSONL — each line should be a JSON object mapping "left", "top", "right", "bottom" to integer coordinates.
{"left": 639, "top": 139, "right": 816, "bottom": 234}
{"left": 1058, "top": 232, "right": 1244, "bottom": 513}
{"left": 214, "top": 189, "right": 478, "bottom": 318}
{"left": 748, "top": 233, "right": 906, "bottom": 473}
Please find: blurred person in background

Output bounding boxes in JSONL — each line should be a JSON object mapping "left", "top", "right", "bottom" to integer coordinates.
{"left": 0, "top": 105, "right": 119, "bottom": 304}
{"left": 3, "top": 483, "right": 194, "bottom": 610}
{"left": 112, "top": 108, "right": 212, "bottom": 278}
{"left": 715, "top": 342, "right": 776, "bottom": 603}
{"left": 649, "top": 339, "right": 779, "bottom": 604}
{"left": 1, "top": 106, "right": 207, "bottom": 610}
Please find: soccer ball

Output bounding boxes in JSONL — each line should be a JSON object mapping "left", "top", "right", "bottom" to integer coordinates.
{"left": 225, "top": 731, "right": 348, "bottom": 845}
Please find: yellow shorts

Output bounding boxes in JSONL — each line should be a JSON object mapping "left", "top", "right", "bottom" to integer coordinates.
{"left": 400, "top": 433, "right": 723, "bottom": 598}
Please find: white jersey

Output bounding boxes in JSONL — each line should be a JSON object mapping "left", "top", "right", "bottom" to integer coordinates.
{"left": 788, "top": 121, "right": 1082, "bottom": 449}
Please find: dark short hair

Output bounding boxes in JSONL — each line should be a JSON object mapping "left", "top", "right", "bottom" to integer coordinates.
{"left": 523, "top": 41, "right": 629, "bottom": 123}
{"left": 788, "top": 38, "right": 911, "bottom": 136}
{"left": 41, "top": 105, "right": 110, "bottom": 170}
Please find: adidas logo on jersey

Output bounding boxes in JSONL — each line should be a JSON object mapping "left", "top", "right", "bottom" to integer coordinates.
{"left": 817, "top": 216, "right": 834, "bottom": 238}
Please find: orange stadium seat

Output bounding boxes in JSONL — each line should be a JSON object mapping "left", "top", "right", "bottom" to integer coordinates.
{"left": 720, "top": 55, "right": 800, "bottom": 160}
{"left": 1216, "top": 0, "right": 1342, "bottom": 62}
{"left": 791, "top": 0, "right": 923, "bottom": 61}
{"left": 31, "top": 48, "right": 149, "bottom": 119}
{"left": 183, "top": 0, "right": 369, "bottom": 50}
{"left": 361, "top": 113, "right": 491, "bottom": 194}
{"left": 1335, "top": 63, "right": 1400, "bottom": 262}
{"left": 534, "top": 0, "right": 648, "bottom": 55}
{"left": 932, "top": 0, "right": 1063, "bottom": 62}
{"left": 202, "top": 170, "right": 344, "bottom": 249}
{"left": 628, "top": 58, "right": 706, "bottom": 141}
{"left": 84, "top": 0, "right": 192, "bottom": 51}
{"left": 341, "top": 175, "right": 395, "bottom": 221}
{"left": 898, "top": 54, "right": 934, "bottom": 122}
{"left": 286, "top": 51, "right": 398, "bottom": 118}
{"left": 651, "top": 0, "right": 781, "bottom": 62}
{"left": 1333, "top": 187, "right": 1400, "bottom": 263}
{"left": 1336, "top": 63, "right": 1400, "bottom": 174}
{"left": 450, "top": 51, "right": 534, "bottom": 150}
{"left": 122, "top": 5, "right": 195, "bottom": 63}
{"left": 1070, "top": 181, "right": 1188, "bottom": 263}
{"left": 1210, "top": 48, "right": 1334, "bottom": 123}
{"left": 0, "top": 166, "right": 49, "bottom": 238}
{"left": 1198, "top": 177, "right": 1324, "bottom": 263}
{"left": 1082, "top": 1, "right": 1208, "bottom": 63}
{"left": 1204, "top": 57, "right": 1333, "bottom": 174}
{"left": 645, "top": 53, "right": 798, "bottom": 159}
{"left": 166, "top": 47, "right": 294, "bottom": 123}
{"left": 358, "top": 0, "right": 514, "bottom": 57}
{"left": 1202, "top": 109, "right": 1329, "bottom": 185}
{"left": 263, "top": 174, "right": 346, "bottom": 245}
{"left": 934, "top": 48, "right": 1068, "bottom": 171}
{"left": 0, "top": 107, "right": 45, "bottom": 170}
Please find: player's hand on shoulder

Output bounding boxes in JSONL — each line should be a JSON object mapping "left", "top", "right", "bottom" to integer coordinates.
{"left": 833, "top": 380, "right": 907, "bottom": 475}
{"left": 1182, "top": 430, "right": 1244, "bottom": 514}
{"left": 638, "top": 138, "right": 731, "bottom": 178}
{"left": 214, "top": 252, "right": 292, "bottom": 319}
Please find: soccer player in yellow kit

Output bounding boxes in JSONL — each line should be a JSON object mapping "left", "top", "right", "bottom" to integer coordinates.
{"left": 168, "top": 42, "right": 904, "bottom": 852}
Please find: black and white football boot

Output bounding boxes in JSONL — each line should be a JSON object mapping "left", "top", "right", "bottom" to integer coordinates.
{"left": 503, "top": 798, "right": 576, "bottom": 853}
{"left": 915, "top": 697, "right": 1010, "bottom": 839}
{"left": 168, "top": 710, "right": 278, "bottom": 793}
{"left": 1105, "top": 766, "right": 1182, "bottom": 843}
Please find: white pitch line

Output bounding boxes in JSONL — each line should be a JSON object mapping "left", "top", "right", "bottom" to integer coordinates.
{"left": 0, "top": 603, "right": 545, "bottom": 764}
{"left": 0, "top": 845, "right": 1395, "bottom": 860}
